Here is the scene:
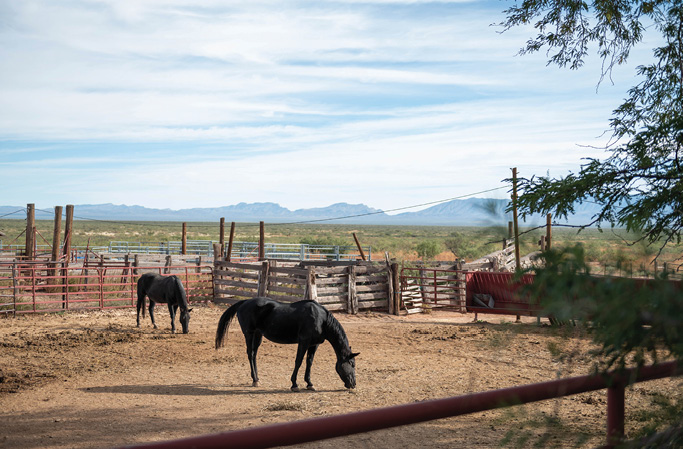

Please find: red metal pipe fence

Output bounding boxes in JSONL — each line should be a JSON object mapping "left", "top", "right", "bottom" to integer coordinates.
{"left": 118, "top": 361, "right": 681, "bottom": 449}
{"left": 0, "top": 262, "right": 213, "bottom": 315}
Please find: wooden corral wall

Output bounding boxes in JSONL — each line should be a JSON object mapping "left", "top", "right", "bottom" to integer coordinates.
{"left": 213, "top": 260, "right": 396, "bottom": 314}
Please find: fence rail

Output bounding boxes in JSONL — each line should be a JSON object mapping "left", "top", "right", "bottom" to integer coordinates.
{"left": 117, "top": 361, "right": 682, "bottom": 449}
{"left": 0, "top": 262, "right": 213, "bottom": 315}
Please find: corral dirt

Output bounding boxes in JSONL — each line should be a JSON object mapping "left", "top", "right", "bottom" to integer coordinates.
{"left": 0, "top": 306, "right": 680, "bottom": 449}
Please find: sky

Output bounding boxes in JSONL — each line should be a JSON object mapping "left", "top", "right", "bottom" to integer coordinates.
{"left": 0, "top": 0, "right": 658, "bottom": 214}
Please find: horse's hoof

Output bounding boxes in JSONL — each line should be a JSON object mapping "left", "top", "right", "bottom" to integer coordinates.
{"left": 136, "top": 324, "right": 140, "bottom": 328}
{"left": 252, "top": 381, "right": 259, "bottom": 387}
{"left": 306, "top": 386, "right": 316, "bottom": 391}
{"left": 291, "top": 386, "right": 300, "bottom": 392}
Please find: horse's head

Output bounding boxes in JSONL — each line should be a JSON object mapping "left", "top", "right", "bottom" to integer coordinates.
{"left": 179, "top": 308, "right": 193, "bottom": 334}
{"left": 336, "top": 352, "right": 359, "bottom": 389}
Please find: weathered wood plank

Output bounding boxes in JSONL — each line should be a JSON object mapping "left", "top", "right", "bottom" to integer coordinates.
{"left": 356, "top": 275, "right": 388, "bottom": 283}
{"left": 213, "top": 279, "right": 259, "bottom": 290}
{"left": 215, "top": 261, "right": 263, "bottom": 270}
{"left": 315, "top": 276, "right": 347, "bottom": 286}
{"left": 317, "top": 285, "right": 348, "bottom": 294}
{"left": 356, "top": 284, "right": 388, "bottom": 293}
{"left": 358, "top": 299, "right": 388, "bottom": 309}
{"left": 269, "top": 266, "right": 308, "bottom": 276}
{"left": 268, "top": 285, "right": 306, "bottom": 295}
{"left": 213, "top": 269, "right": 260, "bottom": 280}
{"left": 357, "top": 292, "right": 388, "bottom": 300}
{"left": 214, "top": 288, "right": 260, "bottom": 298}
{"left": 267, "top": 293, "right": 303, "bottom": 303}
{"left": 269, "top": 275, "right": 307, "bottom": 286}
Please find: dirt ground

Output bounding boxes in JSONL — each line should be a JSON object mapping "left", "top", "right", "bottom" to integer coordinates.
{"left": 0, "top": 305, "right": 680, "bottom": 449}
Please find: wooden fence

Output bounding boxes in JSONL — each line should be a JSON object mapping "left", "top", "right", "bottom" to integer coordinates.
{"left": 214, "top": 260, "right": 397, "bottom": 313}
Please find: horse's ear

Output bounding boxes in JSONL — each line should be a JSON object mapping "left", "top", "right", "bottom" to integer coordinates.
{"left": 351, "top": 352, "right": 360, "bottom": 359}
{"left": 188, "top": 308, "right": 193, "bottom": 312}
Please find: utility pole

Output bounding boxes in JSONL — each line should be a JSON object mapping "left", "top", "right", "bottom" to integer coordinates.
{"left": 219, "top": 218, "right": 225, "bottom": 259}
{"left": 227, "top": 222, "right": 235, "bottom": 262}
{"left": 63, "top": 205, "right": 74, "bottom": 264}
{"left": 182, "top": 223, "right": 187, "bottom": 255}
{"left": 511, "top": 168, "right": 521, "bottom": 271}
{"left": 51, "top": 206, "right": 63, "bottom": 262}
{"left": 25, "top": 204, "right": 35, "bottom": 260}
{"left": 259, "top": 221, "right": 265, "bottom": 261}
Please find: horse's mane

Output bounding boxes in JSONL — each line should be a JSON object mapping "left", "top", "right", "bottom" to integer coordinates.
{"left": 324, "top": 311, "right": 351, "bottom": 356}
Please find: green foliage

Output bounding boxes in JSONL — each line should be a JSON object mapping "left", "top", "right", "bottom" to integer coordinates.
{"left": 505, "top": 3, "right": 682, "bottom": 255}
{"left": 415, "top": 240, "right": 441, "bottom": 260}
{"left": 523, "top": 245, "right": 683, "bottom": 371}
{"left": 299, "top": 236, "right": 348, "bottom": 247}
{"left": 631, "top": 392, "right": 683, "bottom": 440}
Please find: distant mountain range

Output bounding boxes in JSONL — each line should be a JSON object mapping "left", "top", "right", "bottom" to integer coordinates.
{"left": 1, "top": 199, "right": 602, "bottom": 226}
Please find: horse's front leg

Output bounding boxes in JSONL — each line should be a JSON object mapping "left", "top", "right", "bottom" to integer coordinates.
{"left": 304, "top": 345, "right": 319, "bottom": 391}
{"left": 291, "top": 343, "right": 309, "bottom": 392}
{"left": 167, "top": 303, "right": 176, "bottom": 334}
{"left": 149, "top": 302, "right": 157, "bottom": 329}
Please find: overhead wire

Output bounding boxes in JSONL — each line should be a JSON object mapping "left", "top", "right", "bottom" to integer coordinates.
{"left": 20, "top": 186, "right": 510, "bottom": 228}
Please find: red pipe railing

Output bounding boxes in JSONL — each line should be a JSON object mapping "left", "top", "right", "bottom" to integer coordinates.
{"left": 117, "top": 361, "right": 681, "bottom": 449}
{"left": 0, "top": 263, "right": 213, "bottom": 314}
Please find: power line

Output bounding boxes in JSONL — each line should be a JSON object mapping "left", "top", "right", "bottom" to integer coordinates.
{"left": 0, "top": 209, "right": 26, "bottom": 219}
{"left": 22, "top": 186, "right": 509, "bottom": 228}
{"left": 265, "top": 186, "right": 510, "bottom": 226}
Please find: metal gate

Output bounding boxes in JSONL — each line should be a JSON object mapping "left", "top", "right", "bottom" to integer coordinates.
{"left": 399, "top": 267, "right": 466, "bottom": 313}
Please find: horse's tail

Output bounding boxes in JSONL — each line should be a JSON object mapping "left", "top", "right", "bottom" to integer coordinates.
{"left": 215, "top": 301, "right": 245, "bottom": 350}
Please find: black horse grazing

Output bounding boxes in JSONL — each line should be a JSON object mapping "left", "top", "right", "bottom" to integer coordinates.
{"left": 215, "top": 297, "right": 359, "bottom": 391}
{"left": 136, "top": 273, "right": 192, "bottom": 334}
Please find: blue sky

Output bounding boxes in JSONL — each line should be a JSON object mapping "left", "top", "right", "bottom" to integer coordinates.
{"left": 0, "top": 0, "right": 657, "bottom": 213}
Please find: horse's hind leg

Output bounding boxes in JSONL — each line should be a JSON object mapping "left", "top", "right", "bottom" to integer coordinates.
{"left": 245, "top": 331, "right": 262, "bottom": 387}
{"left": 304, "top": 345, "right": 319, "bottom": 391}
{"left": 149, "top": 302, "right": 157, "bottom": 329}
{"left": 168, "top": 303, "right": 176, "bottom": 334}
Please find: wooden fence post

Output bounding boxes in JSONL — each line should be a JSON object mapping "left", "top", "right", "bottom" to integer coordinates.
{"left": 258, "top": 261, "right": 270, "bottom": 297}
{"left": 63, "top": 205, "right": 74, "bottom": 264}
{"left": 353, "top": 233, "right": 366, "bottom": 261}
{"left": 384, "top": 253, "right": 394, "bottom": 315}
{"left": 164, "top": 255, "right": 172, "bottom": 274}
{"left": 347, "top": 265, "right": 357, "bottom": 314}
{"left": 391, "top": 262, "right": 400, "bottom": 315}
{"left": 227, "top": 222, "right": 235, "bottom": 262}
{"left": 182, "top": 223, "right": 187, "bottom": 255}
{"left": 219, "top": 218, "right": 225, "bottom": 259}
{"left": 456, "top": 260, "right": 466, "bottom": 312}
{"left": 306, "top": 267, "right": 318, "bottom": 302}
{"left": 50, "top": 206, "right": 63, "bottom": 284}
{"left": 259, "top": 221, "right": 265, "bottom": 261}
{"left": 25, "top": 204, "right": 35, "bottom": 260}
{"left": 546, "top": 213, "right": 552, "bottom": 250}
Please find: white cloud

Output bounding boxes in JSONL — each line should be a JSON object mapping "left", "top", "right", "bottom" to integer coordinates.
{"left": 0, "top": 0, "right": 653, "bottom": 211}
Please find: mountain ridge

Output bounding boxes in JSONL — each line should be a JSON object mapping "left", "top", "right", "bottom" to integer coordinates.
{"left": 0, "top": 199, "right": 599, "bottom": 226}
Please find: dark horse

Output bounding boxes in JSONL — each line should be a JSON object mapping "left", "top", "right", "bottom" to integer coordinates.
{"left": 215, "top": 297, "right": 359, "bottom": 391}
{"left": 136, "top": 273, "right": 192, "bottom": 334}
